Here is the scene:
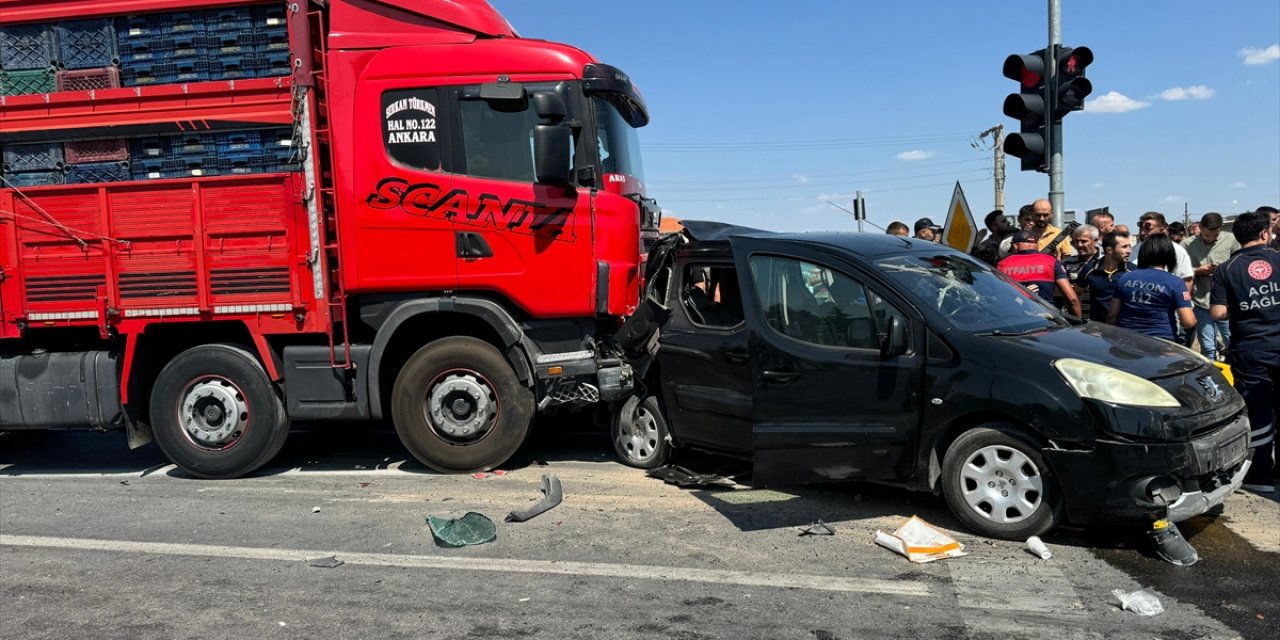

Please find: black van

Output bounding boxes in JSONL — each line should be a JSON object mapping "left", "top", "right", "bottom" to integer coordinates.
{"left": 612, "top": 221, "right": 1252, "bottom": 539}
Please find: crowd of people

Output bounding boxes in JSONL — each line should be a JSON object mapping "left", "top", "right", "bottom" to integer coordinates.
{"left": 886, "top": 203, "right": 1280, "bottom": 495}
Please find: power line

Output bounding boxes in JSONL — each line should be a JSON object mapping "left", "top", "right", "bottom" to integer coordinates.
{"left": 660, "top": 180, "right": 981, "bottom": 204}
{"left": 655, "top": 167, "right": 990, "bottom": 193}
{"left": 643, "top": 134, "right": 973, "bottom": 152}
{"left": 649, "top": 158, "right": 988, "bottom": 186}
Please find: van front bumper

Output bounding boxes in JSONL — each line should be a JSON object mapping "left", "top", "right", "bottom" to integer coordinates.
{"left": 1043, "top": 412, "right": 1251, "bottom": 525}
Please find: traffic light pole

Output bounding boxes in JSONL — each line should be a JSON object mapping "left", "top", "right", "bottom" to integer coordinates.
{"left": 1048, "top": 0, "right": 1064, "bottom": 227}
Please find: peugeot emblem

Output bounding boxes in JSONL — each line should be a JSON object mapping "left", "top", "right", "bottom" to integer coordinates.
{"left": 1197, "top": 376, "right": 1223, "bottom": 401}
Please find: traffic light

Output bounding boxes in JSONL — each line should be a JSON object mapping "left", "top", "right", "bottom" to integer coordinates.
{"left": 1053, "top": 45, "right": 1093, "bottom": 119}
{"left": 1002, "top": 49, "right": 1049, "bottom": 173}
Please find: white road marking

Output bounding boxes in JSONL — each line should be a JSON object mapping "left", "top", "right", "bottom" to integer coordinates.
{"left": 0, "top": 534, "right": 932, "bottom": 597}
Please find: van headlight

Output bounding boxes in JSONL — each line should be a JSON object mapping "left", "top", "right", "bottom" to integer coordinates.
{"left": 1053, "top": 358, "right": 1180, "bottom": 408}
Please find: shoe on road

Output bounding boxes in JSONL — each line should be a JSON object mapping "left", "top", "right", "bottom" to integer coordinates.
{"left": 1149, "top": 520, "right": 1199, "bottom": 567}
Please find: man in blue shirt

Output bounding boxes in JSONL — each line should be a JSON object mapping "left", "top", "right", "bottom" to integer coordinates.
{"left": 1211, "top": 210, "right": 1280, "bottom": 493}
{"left": 1077, "top": 231, "right": 1133, "bottom": 323}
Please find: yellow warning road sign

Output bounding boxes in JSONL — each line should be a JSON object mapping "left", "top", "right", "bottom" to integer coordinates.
{"left": 942, "top": 182, "right": 978, "bottom": 252}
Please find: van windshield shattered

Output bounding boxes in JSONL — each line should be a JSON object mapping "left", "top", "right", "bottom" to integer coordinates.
{"left": 875, "top": 253, "right": 1064, "bottom": 335}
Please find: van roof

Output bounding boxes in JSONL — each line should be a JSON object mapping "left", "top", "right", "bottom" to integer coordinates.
{"left": 679, "top": 220, "right": 955, "bottom": 259}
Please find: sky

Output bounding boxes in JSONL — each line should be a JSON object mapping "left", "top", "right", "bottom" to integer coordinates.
{"left": 491, "top": 0, "right": 1280, "bottom": 234}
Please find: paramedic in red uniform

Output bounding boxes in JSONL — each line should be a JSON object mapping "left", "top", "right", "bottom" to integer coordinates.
{"left": 998, "top": 230, "right": 1082, "bottom": 317}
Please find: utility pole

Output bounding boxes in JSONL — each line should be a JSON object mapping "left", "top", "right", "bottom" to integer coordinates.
{"left": 1047, "top": 0, "right": 1064, "bottom": 227}
{"left": 974, "top": 125, "right": 1006, "bottom": 212}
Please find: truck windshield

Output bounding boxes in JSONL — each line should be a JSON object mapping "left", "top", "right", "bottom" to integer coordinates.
{"left": 593, "top": 97, "right": 646, "bottom": 185}
{"left": 874, "top": 253, "right": 1064, "bottom": 335}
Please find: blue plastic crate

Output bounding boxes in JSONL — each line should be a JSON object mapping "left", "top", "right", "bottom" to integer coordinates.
{"left": 214, "top": 130, "right": 265, "bottom": 154}
{"left": 203, "top": 7, "right": 254, "bottom": 32}
{"left": 254, "top": 50, "right": 292, "bottom": 76}
{"left": 254, "top": 4, "right": 289, "bottom": 29}
{"left": 129, "top": 136, "right": 169, "bottom": 160}
{"left": 259, "top": 128, "right": 293, "bottom": 151}
{"left": 2, "top": 142, "right": 64, "bottom": 173}
{"left": 1, "top": 170, "right": 66, "bottom": 188}
{"left": 129, "top": 156, "right": 168, "bottom": 180}
{"left": 120, "top": 56, "right": 205, "bottom": 85}
{"left": 55, "top": 20, "right": 118, "bottom": 69}
{"left": 0, "top": 24, "right": 57, "bottom": 71}
{"left": 169, "top": 132, "right": 217, "bottom": 155}
{"left": 117, "top": 37, "right": 174, "bottom": 63}
{"left": 65, "top": 161, "right": 130, "bottom": 184}
{"left": 206, "top": 51, "right": 257, "bottom": 79}
{"left": 162, "top": 155, "right": 222, "bottom": 177}
{"left": 116, "top": 12, "right": 204, "bottom": 38}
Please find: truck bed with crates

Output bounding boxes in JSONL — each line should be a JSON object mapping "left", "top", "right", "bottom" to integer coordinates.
{"left": 1, "top": 1, "right": 318, "bottom": 343}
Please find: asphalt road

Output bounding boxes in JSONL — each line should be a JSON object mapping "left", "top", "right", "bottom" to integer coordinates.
{"left": 1, "top": 424, "right": 1277, "bottom": 640}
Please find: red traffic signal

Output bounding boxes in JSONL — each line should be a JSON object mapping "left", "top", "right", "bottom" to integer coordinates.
{"left": 1003, "top": 53, "right": 1046, "bottom": 89}
{"left": 1054, "top": 46, "right": 1093, "bottom": 117}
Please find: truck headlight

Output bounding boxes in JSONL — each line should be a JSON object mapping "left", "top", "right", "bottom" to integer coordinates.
{"left": 1053, "top": 358, "right": 1180, "bottom": 408}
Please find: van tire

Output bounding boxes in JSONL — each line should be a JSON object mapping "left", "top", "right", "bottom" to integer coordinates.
{"left": 150, "top": 344, "right": 290, "bottom": 479}
{"left": 612, "top": 394, "right": 671, "bottom": 469}
{"left": 940, "top": 424, "right": 1063, "bottom": 540}
{"left": 391, "top": 337, "right": 533, "bottom": 473}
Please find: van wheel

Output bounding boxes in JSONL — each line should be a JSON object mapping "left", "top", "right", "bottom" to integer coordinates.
{"left": 392, "top": 337, "right": 533, "bottom": 473}
{"left": 150, "top": 344, "right": 290, "bottom": 479}
{"left": 612, "top": 395, "right": 671, "bottom": 469}
{"left": 940, "top": 424, "right": 1064, "bottom": 540}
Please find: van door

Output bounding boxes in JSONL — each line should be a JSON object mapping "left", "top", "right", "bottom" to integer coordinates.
{"left": 655, "top": 260, "right": 752, "bottom": 455}
{"left": 733, "top": 243, "right": 926, "bottom": 486}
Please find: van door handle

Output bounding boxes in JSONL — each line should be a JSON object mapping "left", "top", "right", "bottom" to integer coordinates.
{"left": 725, "top": 349, "right": 749, "bottom": 364}
{"left": 762, "top": 370, "right": 800, "bottom": 384}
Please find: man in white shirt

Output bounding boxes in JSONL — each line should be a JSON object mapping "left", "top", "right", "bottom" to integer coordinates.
{"left": 1133, "top": 211, "right": 1194, "bottom": 289}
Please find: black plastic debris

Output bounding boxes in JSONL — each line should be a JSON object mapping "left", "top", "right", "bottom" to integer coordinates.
{"left": 506, "top": 475, "right": 563, "bottom": 523}
{"left": 646, "top": 464, "right": 736, "bottom": 489}
{"left": 305, "top": 555, "right": 344, "bottom": 568}
{"left": 797, "top": 519, "right": 836, "bottom": 536}
{"left": 427, "top": 512, "right": 497, "bottom": 547}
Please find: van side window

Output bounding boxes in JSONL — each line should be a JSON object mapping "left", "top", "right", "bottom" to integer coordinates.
{"left": 749, "top": 255, "right": 905, "bottom": 350}
{"left": 681, "top": 264, "right": 744, "bottom": 328}
{"left": 381, "top": 88, "right": 445, "bottom": 171}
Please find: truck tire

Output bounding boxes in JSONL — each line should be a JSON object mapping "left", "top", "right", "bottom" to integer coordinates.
{"left": 940, "top": 424, "right": 1064, "bottom": 540}
{"left": 611, "top": 394, "right": 671, "bottom": 470}
{"left": 150, "top": 344, "right": 290, "bottom": 479}
{"left": 391, "top": 337, "right": 534, "bottom": 473}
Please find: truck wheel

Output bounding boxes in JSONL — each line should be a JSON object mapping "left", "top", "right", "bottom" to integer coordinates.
{"left": 940, "top": 424, "right": 1064, "bottom": 540}
{"left": 391, "top": 337, "right": 533, "bottom": 473}
{"left": 150, "top": 344, "right": 290, "bottom": 479}
{"left": 612, "top": 395, "right": 671, "bottom": 469}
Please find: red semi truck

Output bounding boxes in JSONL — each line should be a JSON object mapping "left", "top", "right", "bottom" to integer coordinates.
{"left": 0, "top": 0, "right": 660, "bottom": 478}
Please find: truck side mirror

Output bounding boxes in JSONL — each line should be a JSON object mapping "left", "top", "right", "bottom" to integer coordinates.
{"left": 881, "top": 315, "right": 909, "bottom": 358}
{"left": 531, "top": 90, "right": 571, "bottom": 187}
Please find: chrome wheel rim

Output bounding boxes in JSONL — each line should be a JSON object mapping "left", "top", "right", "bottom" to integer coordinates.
{"left": 617, "top": 404, "right": 660, "bottom": 464}
{"left": 959, "top": 444, "right": 1044, "bottom": 524}
{"left": 179, "top": 376, "right": 249, "bottom": 449}
{"left": 426, "top": 370, "right": 496, "bottom": 442}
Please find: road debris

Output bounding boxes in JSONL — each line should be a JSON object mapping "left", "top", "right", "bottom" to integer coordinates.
{"left": 646, "top": 464, "right": 736, "bottom": 489}
{"left": 506, "top": 475, "right": 563, "bottom": 523}
{"left": 797, "top": 519, "right": 836, "bottom": 536}
{"left": 874, "top": 516, "right": 966, "bottom": 563}
{"left": 1025, "top": 535, "right": 1052, "bottom": 560}
{"left": 1113, "top": 589, "right": 1164, "bottom": 616}
{"left": 472, "top": 472, "right": 489, "bottom": 480}
{"left": 427, "top": 512, "right": 497, "bottom": 547}
{"left": 311, "top": 506, "right": 321, "bottom": 513}
{"left": 305, "top": 555, "right": 344, "bottom": 569}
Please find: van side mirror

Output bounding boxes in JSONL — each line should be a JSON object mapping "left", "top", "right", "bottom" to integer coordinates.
{"left": 531, "top": 89, "right": 571, "bottom": 187}
{"left": 881, "top": 316, "right": 908, "bottom": 358}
